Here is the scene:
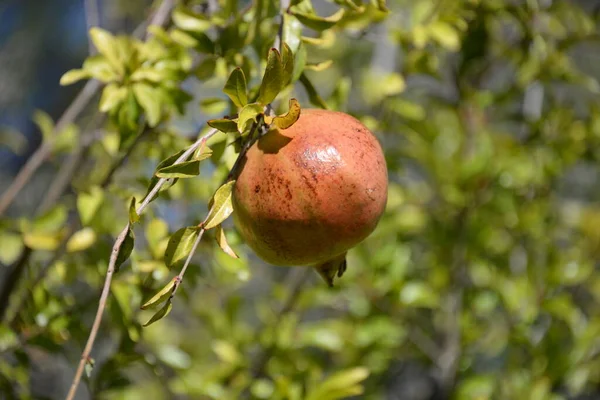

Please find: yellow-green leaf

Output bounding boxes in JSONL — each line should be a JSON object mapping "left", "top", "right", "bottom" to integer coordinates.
{"left": 83, "top": 55, "right": 119, "bottom": 83}
{"left": 141, "top": 277, "right": 177, "bottom": 309}
{"left": 172, "top": 7, "right": 212, "bottom": 32}
{"left": 237, "top": 103, "right": 263, "bottom": 133}
{"left": 257, "top": 48, "right": 284, "bottom": 105}
{"left": 32, "top": 110, "right": 55, "bottom": 142}
{"left": 0, "top": 231, "right": 24, "bottom": 265}
{"left": 290, "top": 8, "right": 345, "bottom": 31}
{"left": 60, "top": 69, "right": 90, "bottom": 86}
{"left": 283, "top": 14, "right": 303, "bottom": 53}
{"left": 223, "top": 68, "right": 248, "bottom": 108}
{"left": 305, "top": 60, "right": 333, "bottom": 72}
{"left": 66, "top": 228, "right": 96, "bottom": 253}
{"left": 203, "top": 181, "right": 235, "bottom": 230}
{"left": 129, "top": 197, "right": 139, "bottom": 224}
{"left": 143, "top": 300, "right": 173, "bottom": 327}
{"left": 164, "top": 226, "right": 201, "bottom": 268}
{"left": 156, "top": 160, "right": 200, "bottom": 178}
{"left": 77, "top": 186, "right": 104, "bottom": 226}
{"left": 208, "top": 118, "right": 239, "bottom": 133}
{"left": 132, "top": 83, "right": 162, "bottom": 127}
{"left": 215, "top": 225, "right": 239, "bottom": 258}
{"left": 273, "top": 98, "right": 301, "bottom": 129}
{"left": 89, "top": 27, "right": 123, "bottom": 74}
{"left": 99, "top": 83, "right": 128, "bottom": 112}
{"left": 22, "top": 232, "right": 61, "bottom": 251}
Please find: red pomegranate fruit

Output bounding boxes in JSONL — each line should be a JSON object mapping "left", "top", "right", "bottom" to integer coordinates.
{"left": 232, "top": 109, "right": 388, "bottom": 285}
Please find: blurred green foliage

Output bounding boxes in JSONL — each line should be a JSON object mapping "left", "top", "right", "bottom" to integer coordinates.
{"left": 1, "top": 0, "right": 600, "bottom": 399}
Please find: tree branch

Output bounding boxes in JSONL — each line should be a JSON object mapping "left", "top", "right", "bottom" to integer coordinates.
{"left": 65, "top": 128, "right": 218, "bottom": 400}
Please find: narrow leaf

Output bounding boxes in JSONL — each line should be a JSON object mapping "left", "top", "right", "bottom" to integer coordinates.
{"left": 156, "top": 160, "right": 200, "bottom": 178}
{"left": 273, "top": 98, "right": 301, "bottom": 129}
{"left": 281, "top": 43, "right": 295, "bottom": 86}
{"left": 290, "top": 8, "right": 345, "bottom": 31}
{"left": 283, "top": 14, "right": 303, "bottom": 53}
{"left": 141, "top": 277, "right": 177, "bottom": 309}
{"left": 193, "top": 144, "right": 213, "bottom": 161}
{"left": 66, "top": 228, "right": 96, "bottom": 253}
{"left": 375, "top": 0, "right": 389, "bottom": 12}
{"left": 60, "top": 69, "right": 90, "bottom": 86}
{"left": 82, "top": 55, "right": 118, "bottom": 83}
{"left": 203, "top": 181, "right": 235, "bottom": 230}
{"left": 299, "top": 73, "right": 328, "bottom": 109}
{"left": 208, "top": 118, "right": 239, "bottom": 133}
{"left": 115, "top": 224, "right": 135, "bottom": 271}
{"left": 143, "top": 300, "right": 173, "bottom": 327}
{"left": 257, "top": 48, "right": 284, "bottom": 105}
{"left": 32, "top": 111, "right": 55, "bottom": 142}
{"left": 172, "top": 7, "right": 212, "bottom": 32}
{"left": 129, "top": 197, "right": 139, "bottom": 224}
{"left": 99, "top": 83, "right": 128, "bottom": 112}
{"left": 215, "top": 225, "right": 239, "bottom": 258}
{"left": 237, "top": 103, "right": 263, "bottom": 133}
{"left": 223, "top": 68, "right": 248, "bottom": 108}
{"left": 305, "top": 60, "right": 333, "bottom": 72}
{"left": 164, "top": 226, "right": 201, "bottom": 268}
{"left": 292, "top": 43, "right": 307, "bottom": 82}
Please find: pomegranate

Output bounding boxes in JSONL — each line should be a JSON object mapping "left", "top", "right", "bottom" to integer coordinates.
{"left": 232, "top": 109, "right": 388, "bottom": 285}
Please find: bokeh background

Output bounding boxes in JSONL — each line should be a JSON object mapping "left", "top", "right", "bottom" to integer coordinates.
{"left": 2, "top": 0, "right": 600, "bottom": 399}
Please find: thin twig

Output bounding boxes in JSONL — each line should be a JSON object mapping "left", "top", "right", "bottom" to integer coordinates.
{"left": 65, "top": 128, "right": 218, "bottom": 400}
{"left": 0, "top": 80, "right": 101, "bottom": 217}
{"left": 84, "top": 0, "right": 100, "bottom": 54}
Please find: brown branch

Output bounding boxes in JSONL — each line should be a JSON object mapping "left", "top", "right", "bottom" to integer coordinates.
{"left": 65, "top": 128, "right": 218, "bottom": 400}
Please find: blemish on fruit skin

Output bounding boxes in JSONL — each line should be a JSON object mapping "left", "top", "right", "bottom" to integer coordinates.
{"left": 254, "top": 185, "right": 260, "bottom": 193}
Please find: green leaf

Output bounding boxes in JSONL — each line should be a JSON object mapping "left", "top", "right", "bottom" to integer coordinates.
{"left": 53, "top": 123, "right": 79, "bottom": 153}
{"left": 193, "top": 142, "right": 213, "bottom": 161}
{"left": 306, "top": 367, "right": 370, "bottom": 400}
{"left": 292, "top": 43, "right": 307, "bottom": 82}
{"left": 115, "top": 224, "right": 135, "bottom": 272}
{"left": 77, "top": 186, "right": 105, "bottom": 226}
{"left": 237, "top": 103, "right": 263, "bottom": 133}
{"left": 375, "top": 0, "right": 388, "bottom": 12}
{"left": 273, "top": 98, "right": 301, "bottom": 129}
{"left": 257, "top": 48, "right": 284, "bottom": 105}
{"left": 141, "top": 277, "right": 177, "bottom": 309}
{"left": 208, "top": 118, "right": 239, "bottom": 133}
{"left": 200, "top": 98, "right": 228, "bottom": 115}
{"left": 215, "top": 224, "right": 239, "bottom": 259}
{"left": 305, "top": 60, "right": 333, "bottom": 71}
{"left": 172, "top": 7, "right": 212, "bottom": 32}
{"left": 289, "top": 8, "right": 345, "bottom": 31}
{"left": 22, "top": 232, "right": 61, "bottom": 251}
{"left": 132, "top": 83, "right": 162, "bottom": 127}
{"left": 299, "top": 73, "right": 328, "bottom": 109}
{"left": 89, "top": 27, "right": 123, "bottom": 74}
{"left": 130, "top": 67, "right": 167, "bottom": 83}
{"left": 143, "top": 300, "right": 173, "bottom": 327}
{"left": 99, "top": 83, "right": 128, "bottom": 112}
{"left": 144, "top": 150, "right": 187, "bottom": 202}
{"left": 281, "top": 43, "right": 295, "bottom": 86}
{"left": 156, "top": 160, "right": 200, "bottom": 178}
{"left": 60, "top": 69, "right": 90, "bottom": 86}
{"left": 84, "top": 357, "right": 95, "bottom": 378}
{"left": 32, "top": 110, "right": 55, "bottom": 142}
{"left": 164, "top": 226, "right": 201, "bottom": 268}
{"left": 129, "top": 197, "right": 139, "bottom": 224}
{"left": 83, "top": 55, "right": 119, "bottom": 82}
{"left": 203, "top": 181, "right": 235, "bottom": 230}
{"left": 283, "top": 14, "right": 303, "bottom": 53}
{"left": 170, "top": 29, "right": 200, "bottom": 48}
{"left": 0, "top": 231, "right": 25, "bottom": 265}
{"left": 66, "top": 228, "right": 96, "bottom": 253}
{"left": 223, "top": 68, "right": 248, "bottom": 108}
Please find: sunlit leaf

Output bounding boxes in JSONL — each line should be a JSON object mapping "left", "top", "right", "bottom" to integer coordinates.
{"left": 156, "top": 160, "right": 200, "bottom": 178}
{"left": 292, "top": 43, "right": 307, "bottom": 82}
{"left": 281, "top": 43, "right": 295, "bottom": 86}
{"left": 66, "top": 228, "right": 96, "bottom": 253}
{"left": 60, "top": 69, "right": 90, "bottom": 86}
{"left": 82, "top": 55, "right": 118, "bottom": 83}
{"left": 237, "top": 103, "right": 263, "bottom": 133}
{"left": 141, "top": 277, "right": 177, "bottom": 309}
{"left": 32, "top": 110, "right": 55, "bottom": 142}
{"left": 257, "top": 48, "right": 284, "bottom": 105}
{"left": 305, "top": 60, "right": 333, "bottom": 72}
{"left": 129, "top": 197, "right": 139, "bottom": 224}
{"left": 89, "top": 27, "right": 123, "bottom": 74}
{"left": 223, "top": 68, "right": 248, "bottom": 108}
{"left": 77, "top": 186, "right": 105, "bottom": 226}
{"left": 208, "top": 118, "right": 239, "bottom": 133}
{"left": 164, "top": 226, "right": 201, "bottom": 268}
{"left": 215, "top": 224, "right": 239, "bottom": 258}
{"left": 273, "top": 98, "right": 301, "bottom": 129}
{"left": 290, "top": 8, "right": 345, "bottom": 31}
{"left": 143, "top": 300, "right": 173, "bottom": 327}
{"left": 0, "top": 231, "right": 24, "bottom": 265}
{"left": 99, "top": 83, "right": 128, "bottom": 112}
{"left": 203, "top": 181, "right": 235, "bottom": 229}
{"left": 172, "top": 7, "right": 212, "bottom": 32}
{"left": 132, "top": 83, "right": 162, "bottom": 127}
